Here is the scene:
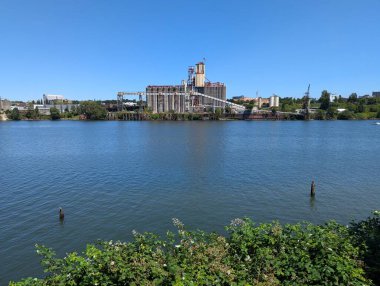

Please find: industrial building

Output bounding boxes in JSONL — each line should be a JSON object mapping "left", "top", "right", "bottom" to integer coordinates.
{"left": 145, "top": 62, "right": 228, "bottom": 113}
{"left": 43, "top": 94, "right": 65, "bottom": 105}
{"left": 231, "top": 95, "right": 279, "bottom": 109}
{"left": 269, "top": 95, "right": 280, "bottom": 108}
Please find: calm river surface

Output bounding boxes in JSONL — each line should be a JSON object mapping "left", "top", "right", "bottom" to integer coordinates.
{"left": 1, "top": 120, "right": 379, "bottom": 283}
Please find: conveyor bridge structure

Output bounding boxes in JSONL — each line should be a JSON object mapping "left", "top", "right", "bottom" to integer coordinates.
{"left": 117, "top": 91, "right": 246, "bottom": 113}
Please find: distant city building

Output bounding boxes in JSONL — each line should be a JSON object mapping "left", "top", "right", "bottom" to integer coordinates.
{"left": 372, "top": 91, "right": 380, "bottom": 98}
{"left": 32, "top": 104, "right": 51, "bottom": 115}
{"left": 232, "top": 96, "right": 255, "bottom": 102}
{"left": 43, "top": 94, "right": 65, "bottom": 105}
{"left": 41, "top": 103, "right": 78, "bottom": 115}
{"left": 231, "top": 95, "right": 275, "bottom": 108}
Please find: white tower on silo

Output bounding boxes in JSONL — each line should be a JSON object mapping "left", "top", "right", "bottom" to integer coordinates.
{"left": 195, "top": 62, "right": 205, "bottom": 87}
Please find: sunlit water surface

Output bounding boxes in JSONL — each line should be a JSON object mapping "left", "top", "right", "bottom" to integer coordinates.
{"left": 0, "top": 120, "right": 379, "bottom": 283}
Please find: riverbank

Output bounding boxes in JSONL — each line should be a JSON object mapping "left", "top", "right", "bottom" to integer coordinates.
{"left": 2, "top": 112, "right": 379, "bottom": 121}
{"left": 0, "top": 112, "right": 7, "bottom": 121}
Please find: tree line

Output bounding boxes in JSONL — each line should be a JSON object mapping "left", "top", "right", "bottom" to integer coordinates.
{"left": 5, "top": 101, "right": 108, "bottom": 121}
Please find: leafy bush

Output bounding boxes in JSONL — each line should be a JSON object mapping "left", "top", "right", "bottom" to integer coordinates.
{"left": 355, "top": 112, "right": 377, "bottom": 120}
{"left": 7, "top": 108, "right": 21, "bottom": 120}
{"left": 50, "top": 108, "right": 61, "bottom": 120}
{"left": 150, "top": 113, "right": 160, "bottom": 120}
{"left": 10, "top": 216, "right": 376, "bottom": 286}
{"left": 337, "top": 110, "right": 354, "bottom": 120}
{"left": 350, "top": 211, "right": 380, "bottom": 285}
{"left": 227, "top": 219, "right": 370, "bottom": 285}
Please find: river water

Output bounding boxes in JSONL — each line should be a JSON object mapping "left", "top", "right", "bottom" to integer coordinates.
{"left": 0, "top": 120, "right": 379, "bottom": 283}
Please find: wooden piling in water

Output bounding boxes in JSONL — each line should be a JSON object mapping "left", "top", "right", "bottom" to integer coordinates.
{"left": 310, "top": 181, "right": 316, "bottom": 197}
{"left": 59, "top": 207, "right": 64, "bottom": 220}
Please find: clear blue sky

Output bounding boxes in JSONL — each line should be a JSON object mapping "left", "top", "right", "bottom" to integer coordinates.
{"left": 1, "top": 0, "right": 379, "bottom": 101}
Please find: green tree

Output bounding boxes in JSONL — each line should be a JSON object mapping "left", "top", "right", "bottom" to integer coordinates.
{"left": 347, "top": 103, "right": 358, "bottom": 113}
{"left": 25, "top": 108, "right": 33, "bottom": 119}
{"left": 71, "top": 105, "right": 78, "bottom": 116}
{"left": 358, "top": 101, "right": 365, "bottom": 113}
{"left": 33, "top": 107, "right": 40, "bottom": 120}
{"left": 79, "top": 101, "right": 107, "bottom": 120}
{"left": 9, "top": 108, "right": 20, "bottom": 120}
{"left": 348, "top": 93, "right": 358, "bottom": 103}
{"left": 367, "top": 97, "right": 376, "bottom": 105}
{"left": 50, "top": 107, "right": 61, "bottom": 120}
{"left": 319, "top": 90, "right": 330, "bottom": 110}
{"left": 326, "top": 106, "right": 337, "bottom": 119}
{"left": 214, "top": 108, "right": 222, "bottom": 119}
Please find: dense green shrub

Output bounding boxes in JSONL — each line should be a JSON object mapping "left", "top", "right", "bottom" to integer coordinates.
{"left": 313, "top": 109, "right": 326, "bottom": 120}
{"left": 337, "top": 110, "right": 355, "bottom": 120}
{"left": 49, "top": 108, "right": 61, "bottom": 120}
{"left": 350, "top": 211, "right": 380, "bottom": 285}
{"left": 11, "top": 215, "right": 378, "bottom": 286}
{"left": 7, "top": 108, "right": 21, "bottom": 120}
{"left": 150, "top": 113, "right": 160, "bottom": 120}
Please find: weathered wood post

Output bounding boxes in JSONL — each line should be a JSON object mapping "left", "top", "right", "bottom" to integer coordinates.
{"left": 310, "top": 181, "right": 316, "bottom": 197}
{"left": 59, "top": 207, "right": 64, "bottom": 220}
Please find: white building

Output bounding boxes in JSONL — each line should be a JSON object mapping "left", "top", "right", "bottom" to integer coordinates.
{"left": 43, "top": 94, "right": 65, "bottom": 105}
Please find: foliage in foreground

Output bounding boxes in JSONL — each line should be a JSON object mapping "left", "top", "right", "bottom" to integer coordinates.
{"left": 350, "top": 211, "right": 380, "bottom": 285}
{"left": 11, "top": 214, "right": 380, "bottom": 286}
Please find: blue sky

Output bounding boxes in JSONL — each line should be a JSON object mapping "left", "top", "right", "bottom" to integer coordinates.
{"left": 1, "top": 0, "right": 379, "bottom": 101}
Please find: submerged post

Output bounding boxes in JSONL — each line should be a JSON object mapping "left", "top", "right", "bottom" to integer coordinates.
{"left": 59, "top": 207, "right": 64, "bottom": 220}
{"left": 310, "top": 181, "right": 316, "bottom": 197}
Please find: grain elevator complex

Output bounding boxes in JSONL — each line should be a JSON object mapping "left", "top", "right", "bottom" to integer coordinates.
{"left": 146, "top": 62, "right": 229, "bottom": 113}
{"left": 118, "top": 62, "right": 245, "bottom": 114}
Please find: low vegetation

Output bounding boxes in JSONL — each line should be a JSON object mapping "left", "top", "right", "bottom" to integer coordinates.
{"left": 10, "top": 212, "right": 380, "bottom": 285}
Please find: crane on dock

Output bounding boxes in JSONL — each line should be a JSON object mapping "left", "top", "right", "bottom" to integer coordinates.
{"left": 302, "top": 84, "right": 311, "bottom": 118}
